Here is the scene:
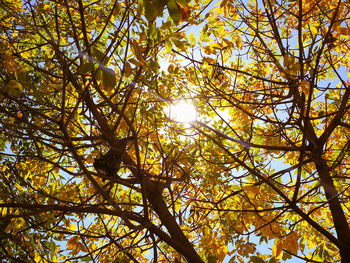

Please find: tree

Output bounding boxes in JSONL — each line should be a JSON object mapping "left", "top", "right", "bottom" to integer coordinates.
{"left": 0, "top": 0, "right": 350, "bottom": 262}
{"left": 173, "top": 0, "right": 350, "bottom": 262}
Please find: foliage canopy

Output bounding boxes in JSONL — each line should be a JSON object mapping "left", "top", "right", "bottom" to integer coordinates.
{"left": 1, "top": 0, "right": 350, "bottom": 262}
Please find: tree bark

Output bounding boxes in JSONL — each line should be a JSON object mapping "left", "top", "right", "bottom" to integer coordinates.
{"left": 313, "top": 154, "right": 350, "bottom": 263}
{"left": 144, "top": 180, "right": 204, "bottom": 263}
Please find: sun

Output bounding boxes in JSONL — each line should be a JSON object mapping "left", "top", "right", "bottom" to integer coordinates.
{"left": 169, "top": 101, "right": 197, "bottom": 123}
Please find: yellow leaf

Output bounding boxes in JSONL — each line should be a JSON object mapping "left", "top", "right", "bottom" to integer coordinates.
{"left": 4, "top": 217, "right": 26, "bottom": 235}
{"left": 43, "top": 3, "right": 51, "bottom": 11}
{"left": 1, "top": 207, "right": 7, "bottom": 217}
{"left": 21, "top": 51, "right": 31, "bottom": 60}
{"left": 113, "top": 3, "right": 121, "bottom": 17}
{"left": 51, "top": 254, "right": 59, "bottom": 263}
{"left": 310, "top": 26, "right": 317, "bottom": 36}
{"left": 306, "top": 238, "right": 316, "bottom": 250}
{"left": 272, "top": 238, "right": 283, "bottom": 259}
{"left": 68, "top": 223, "right": 77, "bottom": 231}
{"left": 211, "top": 42, "right": 223, "bottom": 49}
{"left": 190, "top": 32, "right": 196, "bottom": 46}
{"left": 165, "top": 38, "right": 173, "bottom": 53}
{"left": 203, "top": 46, "right": 216, "bottom": 55}
{"left": 15, "top": 183, "right": 25, "bottom": 191}
{"left": 34, "top": 254, "right": 43, "bottom": 262}
{"left": 235, "top": 36, "right": 242, "bottom": 49}
{"left": 17, "top": 217, "right": 26, "bottom": 229}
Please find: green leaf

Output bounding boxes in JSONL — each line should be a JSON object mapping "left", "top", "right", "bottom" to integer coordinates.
{"left": 144, "top": 0, "right": 166, "bottom": 21}
{"left": 144, "top": 0, "right": 158, "bottom": 21}
{"left": 148, "top": 23, "right": 160, "bottom": 41}
{"left": 81, "top": 256, "right": 93, "bottom": 262}
{"left": 172, "top": 39, "right": 186, "bottom": 51}
{"left": 92, "top": 48, "right": 107, "bottom": 65}
{"left": 49, "top": 239, "right": 57, "bottom": 251}
{"left": 175, "top": 0, "right": 190, "bottom": 20}
{"left": 156, "top": 0, "right": 168, "bottom": 15}
{"left": 4, "top": 80, "right": 24, "bottom": 97}
{"left": 165, "top": 39, "right": 173, "bottom": 53}
{"left": 102, "top": 67, "right": 116, "bottom": 90}
{"left": 160, "top": 21, "right": 172, "bottom": 30}
{"left": 95, "top": 68, "right": 102, "bottom": 81}
{"left": 148, "top": 60, "right": 159, "bottom": 73}
{"left": 167, "top": 0, "right": 181, "bottom": 25}
{"left": 77, "top": 62, "right": 95, "bottom": 75}
{"left": 17, "top": 71, "right": 29, "bottom": 87}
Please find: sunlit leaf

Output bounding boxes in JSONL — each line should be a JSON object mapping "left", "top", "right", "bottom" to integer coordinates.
{"left": 310, "top": 26, "right": 318, "bottom": 36}
{"left": 272, "top": 239, "right": 283, "bottom": 259}
{"left": 165, "top": 38, "right": 173, "bottom": 53}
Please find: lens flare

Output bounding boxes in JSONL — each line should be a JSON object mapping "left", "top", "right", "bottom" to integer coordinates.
{"left": 170, "top": 101, "right": 197, "bottom": 123}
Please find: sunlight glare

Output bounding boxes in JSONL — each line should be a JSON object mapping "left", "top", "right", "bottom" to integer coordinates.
{"left": 169, "top": 101, "right": 197, "bottom": 123}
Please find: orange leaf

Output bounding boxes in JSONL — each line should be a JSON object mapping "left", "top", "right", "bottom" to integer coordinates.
{"left": 67, "top": 236, "right": 86, "bottom": 255}
{"left": 272, "top": 238, "right": 283, "bottom": 259}
{"left": 176, "top": 2, "right": 190, "bottom": 20}
{"left": 284, "top": 231, "right": 299, "bottom": 254}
